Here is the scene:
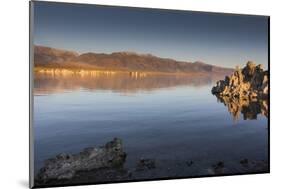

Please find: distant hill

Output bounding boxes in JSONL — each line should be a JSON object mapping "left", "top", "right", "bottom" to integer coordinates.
{"left": 34, "top": 45, "right": 234, "bottom": 75}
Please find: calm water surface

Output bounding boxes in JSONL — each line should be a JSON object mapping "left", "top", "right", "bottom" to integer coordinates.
{"left": 33, "top": 73, "right": 268, "bottom": 178}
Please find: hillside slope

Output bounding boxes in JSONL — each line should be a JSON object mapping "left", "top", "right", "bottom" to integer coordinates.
{"left": 34, "top": 45, "right": 233, "bottom": 75}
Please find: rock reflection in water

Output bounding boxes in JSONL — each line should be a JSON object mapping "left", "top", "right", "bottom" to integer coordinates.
{"left": 34, "top": 72, "right": 220, "bottom": 95}
{"left": 215, "top": 95, "right": 268, "bottom": 121}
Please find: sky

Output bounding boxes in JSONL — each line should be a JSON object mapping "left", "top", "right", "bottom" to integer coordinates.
{"left": 33, "top": 1, "right": 269, "bottom": 68}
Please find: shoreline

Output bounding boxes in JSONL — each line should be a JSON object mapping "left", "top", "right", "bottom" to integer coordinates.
{"left": 34, "top": 138, "right": 268, "bottom": 187}
{"left": 34, "top": 66, "right": 227, "bottom": 78}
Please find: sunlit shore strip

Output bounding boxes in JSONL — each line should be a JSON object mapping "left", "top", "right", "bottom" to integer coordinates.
{"left": 34, "top": 67, "right": 208, "bottom": 78}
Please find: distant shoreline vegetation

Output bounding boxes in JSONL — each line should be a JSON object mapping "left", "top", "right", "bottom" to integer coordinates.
{"left": 34, "top": 45, "right": 234, "bottom": 76}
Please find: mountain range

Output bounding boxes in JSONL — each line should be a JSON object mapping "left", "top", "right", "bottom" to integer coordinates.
{"left": 34, "top": 45, "right": 234, "bottom": 75}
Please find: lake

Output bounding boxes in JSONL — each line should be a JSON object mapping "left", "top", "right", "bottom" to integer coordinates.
{"left": 33, "top": 72, "right": 268, "bottom": 183}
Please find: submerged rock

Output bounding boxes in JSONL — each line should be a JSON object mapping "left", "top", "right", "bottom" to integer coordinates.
{"left": 136, "top": 158, "right": 156, "bottom": 171}
{"left": 240, "top": 159, "right": 249, "bottom": 166}
{"left": 211, "top": 161, "right": 225, "bottom": 174}
{"left": 212, "top": 61, "right": 268, "bottom": 100}
{"left": 186, "top": 161, "right": 194, "bottom": 167}
{"left": 36, "top": 138, "right": 126, "bottom": 183}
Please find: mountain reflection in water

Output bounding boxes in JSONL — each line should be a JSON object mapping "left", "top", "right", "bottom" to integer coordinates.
{"left": 34, "top": 71, "right": 268, "bottom": 121}
{"left": 214, "top": 95, "right": 268, "bottom": 121}
{"left": 34, "top": 72, "right": 222, "bottom": 95}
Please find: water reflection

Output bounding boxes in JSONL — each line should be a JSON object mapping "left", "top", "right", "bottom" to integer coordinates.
{"left": 34, "top": 72, "right": 223, "bottom": 95}
{"left": 215, "top": 95, "right": 268, "bottom": 120}
{"left": 34, "top": 71, "right": 268, "bottom": 184}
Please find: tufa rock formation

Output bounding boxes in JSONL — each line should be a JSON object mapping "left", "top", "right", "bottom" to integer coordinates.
{"left": 212, "top": 61, "right": 268, "bottom": 100}
{"left": 212, "top": 61, "right": 268, "bottom": 120}
{"left": 35, "top": 138, "right": 126, "bottom": 184}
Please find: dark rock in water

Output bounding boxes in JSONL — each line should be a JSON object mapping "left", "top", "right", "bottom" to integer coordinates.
{"left": 240, "top": 159, "right": 249, "bottom": 165}
{"left": 211, "top": 161, "right": 225, "bottom": 174}
{"left": 186, "top": 161, "right": 194, "bottom": 167}
{"left": 36, "top": 138, "right": 126, "bottom": 183}
{"left": 212, "top": 61, "right": 268, "bottom": 100}
{"left": 214, "top": 161, "right": 224, "bottom": 168}
{"left": 239, "top": 159, "right": 268, "bottom": 172}
{"left": 250, "top": 160, "right": 269, "bottom": 172}
{"left": 136, "top": 158, "right": 156, "bottom": 171}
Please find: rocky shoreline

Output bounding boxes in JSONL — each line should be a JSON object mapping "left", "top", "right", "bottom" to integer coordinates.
{"left": 35, "top": 138, "right": 127, "bottom": 184}
{"left": 35, "top": 138, "right": 268, "bottom": 187}
{"left": 212, "top": 61, "right": 268, "bottom": 100}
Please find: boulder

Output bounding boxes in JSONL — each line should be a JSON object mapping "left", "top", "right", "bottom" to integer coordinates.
{"left": 136, "top": 158, "right": 156, "bottom": 171}
{"left": 36, "top": 138, "right": 126, "bottom": 183}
